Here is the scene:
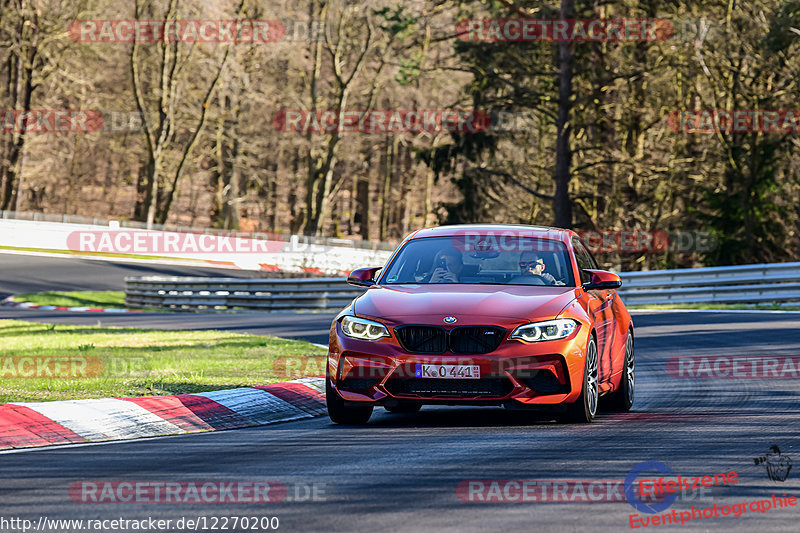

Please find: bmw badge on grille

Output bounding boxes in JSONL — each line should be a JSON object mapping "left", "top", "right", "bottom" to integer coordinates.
{"left": 443, "top": 316, "right": 457, "bottom": 324}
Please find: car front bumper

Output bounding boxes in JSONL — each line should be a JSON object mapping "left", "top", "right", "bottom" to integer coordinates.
{"left": 328, "top": 319, "right": 590, "bottom": 406}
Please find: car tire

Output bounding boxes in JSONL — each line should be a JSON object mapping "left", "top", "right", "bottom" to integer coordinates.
{"left": 384, "top": 401, "right": 422, "bottom": 414}
{"left": 563, "top": 336, "right": 599, "bottom": 423}
{"left": 326, "top": 377, "right": 373, "bottom": 425}
{"left": 605, "top": 330, "right": 634, "bottom": 412}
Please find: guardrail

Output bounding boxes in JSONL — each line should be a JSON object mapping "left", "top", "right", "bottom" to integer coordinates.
{"left": 125, "top": 276, "right": 364, "bottom": 311}
{"left": 618, "top": 262, "right": 800, "bottom": 306}
{"left": 125, "top": 262, "right": 800, "bottom": 311}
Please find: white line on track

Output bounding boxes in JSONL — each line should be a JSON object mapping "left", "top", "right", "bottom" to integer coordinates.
{"left": 0, "top": 248, "right": 236, "bottom": 270}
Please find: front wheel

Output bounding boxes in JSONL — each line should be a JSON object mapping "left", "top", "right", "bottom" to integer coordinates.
{"left": 605, "top": 330, "right": 634, "bottom": 411}
{"left": 563, "top": 336, "right": 599, "bottom": 423}
{"left": 326, "top": 378, "right": 373, "bottom": 425}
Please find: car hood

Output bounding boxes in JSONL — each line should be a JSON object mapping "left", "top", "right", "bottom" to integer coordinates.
{"left": 353, "top": 284, "right": 579, "bottom": 323}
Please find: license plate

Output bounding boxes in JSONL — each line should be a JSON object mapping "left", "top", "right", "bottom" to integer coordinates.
{"left": 415, "top": 364, "right": 480, "bottom": 379}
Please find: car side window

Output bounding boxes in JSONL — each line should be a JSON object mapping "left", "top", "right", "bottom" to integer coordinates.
{"left": 571, "top": 238, "right": 594, "bottom": 284}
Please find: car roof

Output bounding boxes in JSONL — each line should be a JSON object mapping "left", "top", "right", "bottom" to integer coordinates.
{"left": 407, "top": 224, "right": 574, "bottom": 242}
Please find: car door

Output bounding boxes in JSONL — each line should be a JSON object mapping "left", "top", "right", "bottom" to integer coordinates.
{"left": 572, "top": 238, "right": 616, "bottom": 387}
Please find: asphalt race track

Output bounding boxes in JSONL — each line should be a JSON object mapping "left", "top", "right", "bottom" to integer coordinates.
{"left": 1, "top": 254, "right": 799, "bottom": 531}
{"left": 0, "top": 253, "right": 337, "bottom": 343}
{"left": 0, "top": 253, "right": 258, "bottom": 298}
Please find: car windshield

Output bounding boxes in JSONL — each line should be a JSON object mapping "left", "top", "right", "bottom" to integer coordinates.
{"left": 380, "top": 235, "right": 575, "bottom": 287}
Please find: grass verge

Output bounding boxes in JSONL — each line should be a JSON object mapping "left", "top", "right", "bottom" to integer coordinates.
{"left": 0, "top": 319, "right": 327, "bottom": 403}
{"left": 13, "top": 291, "right": 127, "bottom": 308}
{"left": 10, "top": 291, "right": 166, "bottom": 313}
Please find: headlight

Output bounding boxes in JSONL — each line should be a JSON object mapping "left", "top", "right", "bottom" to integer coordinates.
{"left": 341, "top": 316, "right": 390, "bottom": 341}
{"left": 510, "top": 319, "right": 578, "bottom": 342}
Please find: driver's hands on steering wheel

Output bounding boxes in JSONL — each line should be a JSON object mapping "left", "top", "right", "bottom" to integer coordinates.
{"left": 530, "top": 272, "right": 564, "bottom": 286}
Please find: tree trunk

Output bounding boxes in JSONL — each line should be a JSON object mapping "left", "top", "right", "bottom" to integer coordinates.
{"left": 379, "top": 135, "right": 396, "bottom": 241}
{"left": 0, "top": 9, "right": 36, "bottom": 211}
{"left": 145, "top": 164, "right": 160, "bottom": 228}
{"left": 313, "top": 129, "right": 342, "bottom": 236}
{"left": 553, "top": 0, "right": 575, "bottom": 229}
{"left": 357, "top": 177, "right": 370, "bottom": 241}
{"left": 225, "top": 138, "right": 241, "bottom": 229}
{"left": 348, "top": 175, "right": 357, "bottom": 234}
{"left": 331, "top": 193, "right": 341, "bottom": 237}
{"left": 399, "top": 142, "right": 412, "bottom": 235}
{"left": 267, "top": 160, "right": 278, "bottom": 231}
{"left": 302, "top": 1, "right": 325, "bottom": 235}
{"left": 424, "top": 168, "right": 435, "bottom": 227}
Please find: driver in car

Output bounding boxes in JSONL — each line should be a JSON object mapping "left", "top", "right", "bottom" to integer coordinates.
{"left": 518, "top": 252, "right": 563, "bottom": 285}
{"left": 428, "top": 249, "right": 463, "bottom": 283}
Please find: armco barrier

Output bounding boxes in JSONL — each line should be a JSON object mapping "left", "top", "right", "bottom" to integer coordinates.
{"left": 618, "top": 262, "right": 800, "bottom": 305}
{"left": 125, "top": 277, "right": 365, "bottom": 311}
{"left": 125, "top": 262, "right": 800, "bottom": 311}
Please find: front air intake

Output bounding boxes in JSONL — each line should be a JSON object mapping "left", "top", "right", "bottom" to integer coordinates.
{"left": 395, "top": 325, "right": 447, "bottom": 353}
{"left": 449, "top": 326, "right": 506, "bottom": 354}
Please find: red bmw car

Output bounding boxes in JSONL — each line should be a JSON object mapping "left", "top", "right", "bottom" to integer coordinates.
{"left": 326, "top": 224, "right": 634, "bottom": 424}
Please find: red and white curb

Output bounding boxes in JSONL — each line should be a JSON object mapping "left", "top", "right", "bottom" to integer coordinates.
{"left": 0, "top": 377, "right": 325, "bottom": 450}
{"left": 1, "top": 297, "right": 143, "bottom": 313}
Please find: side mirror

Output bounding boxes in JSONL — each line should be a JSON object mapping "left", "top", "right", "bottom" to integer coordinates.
{"left": 582, "top": 269, "right": 622, "bottom": 290}
{"left": 347, "top": 267, "right": 382, "bottom": 287}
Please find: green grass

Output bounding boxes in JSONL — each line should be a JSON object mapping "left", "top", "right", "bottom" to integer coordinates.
{"left": 11, "top": 290, "right": 248, "bottom": 313}
{"left": 0, "top": 319, "right": 327, "bottom": 403}
{"left": 12, "top": 290, "right": 165, "bottom": 313}
{"left": 14, "top": 291, "right": 127, "bottom": 308}
{"left": 629, "top": 302, "right": 800, "bottom": 311}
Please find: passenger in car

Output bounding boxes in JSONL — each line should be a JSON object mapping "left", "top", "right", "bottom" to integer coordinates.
{"left": 514, "top": 252, "right": 563, "bottom": 285}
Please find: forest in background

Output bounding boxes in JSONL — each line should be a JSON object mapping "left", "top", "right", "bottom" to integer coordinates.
{"left": 1, "top": 0, "right": 799, "bottom": 271}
